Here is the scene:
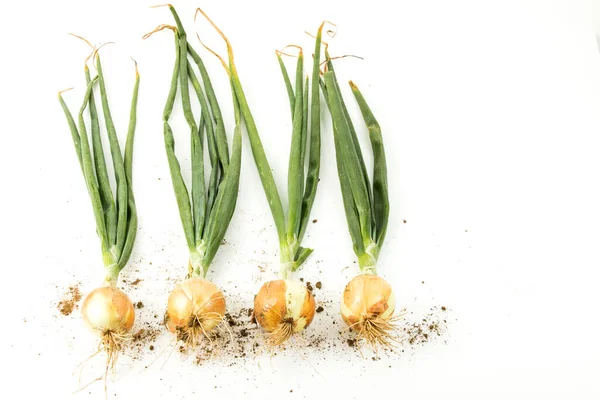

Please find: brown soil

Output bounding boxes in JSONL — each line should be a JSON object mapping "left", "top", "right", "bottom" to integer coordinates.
{"left": 57, "top": 284, "right": 82, "bottom": 316}
{"left": 130, "top": 324, "right": 161, "bottom": 356}
{"left": 401, "top": 305, "right": 448, "bottom": 346}
{"left": 315, "top": 281, "right": 322, "bottom": 289}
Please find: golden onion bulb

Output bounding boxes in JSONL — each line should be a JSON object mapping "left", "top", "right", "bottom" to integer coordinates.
{"left": 166, "top": 278, "right": 226, "bottom": 345}
{"left": 81, "top": 286, "right": 135, "bottom": 336}
{"left": 254, "top": 279, "right": 315, "bottom": 345}
{"left": 340, "top": 274, "right": 397, "bottom": 349}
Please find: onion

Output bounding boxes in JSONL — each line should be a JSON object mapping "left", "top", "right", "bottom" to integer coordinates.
{"left": 81, "top": 286, "right": 135, "bottom": 336}
{"left": 165, "top": 278, "right": 226, "bottom": 346}
{"left": 254, "top": 279, "right": 315, "bottom": 345}
{"left": 81, "top": 286, "right": 135, "bottom": 370}
{"left": 340, "top": 274, "right": 399, "bottom": 349}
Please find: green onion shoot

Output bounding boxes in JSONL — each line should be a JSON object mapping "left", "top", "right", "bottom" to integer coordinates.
{"left": 322, "top": 50, "right": 403, "bottom": 352}
{"left": 144, "top": 5, "right": 242, "bottom": 348}
{"left": 58, "top": 40, "right": 140, "bottom": 379}
{"left": 194, "top": 9, "right": 328, "bottom": 347}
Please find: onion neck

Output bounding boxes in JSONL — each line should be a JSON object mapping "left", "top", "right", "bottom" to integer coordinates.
{"left": 279, "top": 241, "right": 296, "bottom": 279}
{"left": 103, "top": 248, "right": 120, "bottom": 286}
{"left": 189, "top": 244, "right": 208, "bottom": 279}
{"left": 358, "top": 240, "right": 379, "bottom": 275}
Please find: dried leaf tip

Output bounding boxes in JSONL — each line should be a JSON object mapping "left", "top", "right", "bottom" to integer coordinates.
{"left": 130, "top": 57, "right": 139, "bottom": 78}
{"left": 194, "top": 7, "right": 232, "bottom": 51}
{"left": 58, "top": 87, "right": 74, "bottom": 97}
{"left": 142, "top": 24, "right": 176, "bottom": 40}
{"left": 91, "top": 42, "right": 116, "bottom": 63}
{"left": 149, "top": 3, "right": 172, "bottom": 9}
{"left": 348, "top": 80, "right": 357, "bottom": 90}
{"left": 277, "top": 44, "right": 303, "bottom": 58}
{"left": 68, "top": 33, "right": 94, "bottom": 49}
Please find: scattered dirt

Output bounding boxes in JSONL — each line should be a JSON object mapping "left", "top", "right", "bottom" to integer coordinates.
{"left": 403, "top": 220, "right": 407, "bottom": 224}
{"left": 316, "top": 306, "right": 324, "bottom": 313}
{"left": 306, "top": 282, "right": 314, "bottom": 292}
{"left": 401, "top": 306, "right": 448, "bottom": 347}
{"left": 133, "top": 327, "right": 160, "bottom": 343}
{"left": 130, "top": 278, "right": 142, "bottom": 286}
{"left": 136, "top": 301, "right": 144, "bottom": 309}
{"left": 312, "top": 219, "right": 318, "bottom": 223}
{"left": 315, "top": 281, "right": 322, "bottom": 290}
{"left": 130, "top": 324, "right": 161, "bottom": 356}
{"left": 193, "top": 306, "right": 261, "bottom": 365}
{"left": 57, "top": 284, "right": 82, "bottom": 316}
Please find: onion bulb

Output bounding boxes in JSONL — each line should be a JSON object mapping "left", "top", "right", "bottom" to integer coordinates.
{"left": 81, "top": 285, "right": 135, "bottom": 368}
{"left": 165, "top": 278, "right": 226, "bottom": 346}
{"left": 340, "top": 274, "right": 400, "bottom": 350}
{"left": 254, "top": 279, "right": 315, "bottom": 346}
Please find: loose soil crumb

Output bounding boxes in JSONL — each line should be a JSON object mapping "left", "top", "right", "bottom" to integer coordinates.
{"left": 136, "top": 301, "right": 144, "bottom": 309}
{"left": 316, "top": 306, "right": 324, "bottom": 313}
{"left": 306, "top": 282, "right": 313, "bottom": 292}
{"left": 401, "top": 306, "right": 448, "bottom": 347}
{"left": 57, "top": 284, "right": 82, "bottom": 316}
{"left": 315, "top": 281, "right": 322, "bottom": 290}
{"left": 312, "top": 219, "right": 318, "bottom": 223}
{"left": 130, "top": 278, "right": 142, "bottom": 286}
{"left": 130, "top": 325, "right": 161, "bottom": 354}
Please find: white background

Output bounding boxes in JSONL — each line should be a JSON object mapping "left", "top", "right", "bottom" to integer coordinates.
{"left": 2, "top": 0, "right": 600, "bottom": 398}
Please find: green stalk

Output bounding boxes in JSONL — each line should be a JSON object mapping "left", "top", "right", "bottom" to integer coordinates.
{"left": 187, "top": 44, "right": 229, "bottom": 174}
{"left": 85, "top": 65, "right": 116, "bottom": 246}
{"left": 162, "top": 33, "right": 195, "bottom": 250}
{"left": 225, "top": 43, "right": 287, "bottom": 246}
{"left": 150, "top": 5, "right": 240, "bottom": 277}
{"left": 297, "top": 22, "right": 324, "bottom": 245}
{"left": 324, "top": 71, "right": 372, "bottom": 255}
{"left": 187, "top": 64, "right": 207, "bottom": 245}
{"left": 194, "top": 9, "right": 327, "bottom": 278}
{"left": 96, "top": 55, "right": 128, "bottom": 260}
{"left": 286, "top": 51, "right": 304, "bottom": 246}
{"left": 322, "top": 58, "right": 390, "bottom": 275}
{"left": 276, "top": 52, "right": 295, "bottom": 119}
{"left": 200, "top": 75, "right": 242, "bottom": 275}
{"left": 117, "top": 63, "right": 140, "bottom": 271}
{"left": 350, "top": 81, "right": 389, "bottom": 247}
{"left": 321, "top": 77, "right": 364, "bottom": 257}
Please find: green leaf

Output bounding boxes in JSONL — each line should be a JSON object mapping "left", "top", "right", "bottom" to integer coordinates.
{"left": 276, "top": 52, "right": 295, "bottom": 119}
{"left": 324, "top": 71, "right": 372, "bottom": 250}
{"left": 85, "top": 66, "right": 116, "bottom": 246}
{"left": 187, "top": 65, "right": 207, "bottom": 244}
{"left": 76, "top": 76, "right": 109, "bottom": 252}
{"left": 350, "top": 81, "right": 389, "bottom": 247}
{"left": 297, "top": 23, "right": 325, "bottom": 245}
{"left": 286, "top": 53, "right": 305, "bottom": 243}
{"left": 162, "top": 34, "right": 195, "bottom": 249}
{"left": 96, "top": 56, "right": 128, "bottom": 258}
{"left": 117, "top": 64, "right": 140, "bottom": 269}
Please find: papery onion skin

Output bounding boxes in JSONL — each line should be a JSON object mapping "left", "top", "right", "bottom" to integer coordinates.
{"left": 81, "top": 286, "right": 135, "bottom": 336}
{"left": 254, "top": 279, "right": 315, "bottom": 333}
{"left": 166, "top": 278, "right": 226, "bottom": 333}
{"left": 340, "top": 274, "right": 395, "bottom": 328}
